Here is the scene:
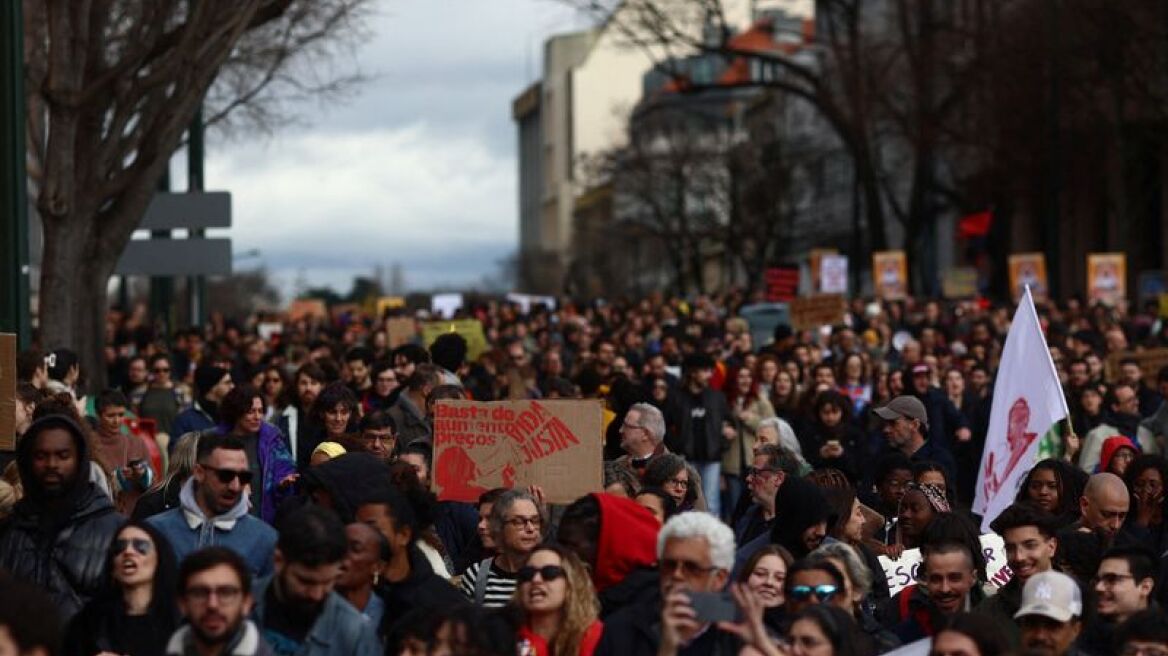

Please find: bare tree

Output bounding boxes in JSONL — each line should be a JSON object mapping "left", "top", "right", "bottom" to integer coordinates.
{"left": 24, "top": 0, "right": 372, "bottom": 390}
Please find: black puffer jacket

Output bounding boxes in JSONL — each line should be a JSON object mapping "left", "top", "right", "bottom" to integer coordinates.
{"left": 0, "top": 415, "right": 122, "bottom": 621}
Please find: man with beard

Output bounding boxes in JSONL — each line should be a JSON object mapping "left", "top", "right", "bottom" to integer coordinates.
{"left": 172, "top": 365, "right": 234, "bottom": 444}
{"left": 875, "top": 395, "right": 957, "bottom": 488}
{"left": 1079, "top": 383, "right": 1155, "bottom": 473}
{"left": 253, "top": 506, "right": 379, "bottom": 656}
{"left": 0, "top": 415, "right": 122, "bottom": 621}
{"left": 1015, "top": 571, "right": 1087, "bottom": 656}
{"left": 148, "top": 435, "right": 278, "bottom": 578}
{"left": 168, "top": 547, "right": 273, "bottom": 656}
{"left": 883, "top": 540, "right": 985, "bottom": 642}
{"left": 976, "top": 502, "right": 1060, "bottom": 647}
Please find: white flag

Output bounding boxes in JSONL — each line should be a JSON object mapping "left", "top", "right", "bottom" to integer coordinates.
{"left": 974, "top": 286, "right": 1069, "bottom": 532}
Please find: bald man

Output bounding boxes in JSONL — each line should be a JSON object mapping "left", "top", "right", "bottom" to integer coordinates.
{"left": 1074, "top": 473, "right": 1130, "bottom": 544}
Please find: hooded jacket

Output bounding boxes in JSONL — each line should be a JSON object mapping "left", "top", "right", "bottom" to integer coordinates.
{"left": 211, "top": 422, "right": 297, "bottom": 524}
{"left": 298, "top": 453, "right": 393, "bottom": 523}
{"left": 591, "top": 493, "right": 661, "bottom": 618}
{"left": 146, "top": 478, "right": 277, "bottom": 578}
{"left": 1099, "top": 435, "right": 1139, "bottom": 474}
{"left": 0, "top": 415, "right": 123, "bottom": 621}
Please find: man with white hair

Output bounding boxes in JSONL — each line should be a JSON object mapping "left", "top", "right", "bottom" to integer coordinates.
{"left": 613, "top": 403, "right": 707, "bottom": 510}
{"left": 595, "top": 512, "right": 741, "bottom": 655}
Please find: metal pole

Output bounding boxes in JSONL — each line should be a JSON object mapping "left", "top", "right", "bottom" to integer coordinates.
{"left": 0, "top": 0, "right": 30, "bottom": 347}
{"left": 150, "top": 170, "right": 173, "bottom": 334}
{"left": 188, "top": 106, "right": 205, "bottom": 328}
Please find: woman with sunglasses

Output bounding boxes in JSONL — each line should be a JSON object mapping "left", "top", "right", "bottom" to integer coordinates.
{"left": 514, "top": 544, "right": 603, "bottom": 656}
{"left": 65, "top": 520, "right": 180, "bottom": 656}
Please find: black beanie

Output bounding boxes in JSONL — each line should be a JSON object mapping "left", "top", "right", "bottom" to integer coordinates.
{"left": 194, "top": 365, "right": 230, "bottom": 398}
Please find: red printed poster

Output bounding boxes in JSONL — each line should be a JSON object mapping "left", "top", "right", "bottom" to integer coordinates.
{"left": 432, "top": 399, "right": 603, "bottom": 504}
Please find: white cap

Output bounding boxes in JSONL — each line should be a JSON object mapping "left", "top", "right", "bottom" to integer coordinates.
{"left": 1014, "top": 571, "right": 1083, "bottom": 623}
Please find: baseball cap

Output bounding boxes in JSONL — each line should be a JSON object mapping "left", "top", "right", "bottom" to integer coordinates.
{"left": 1015, "top": 571, "right": 1082, "bottom": 623}
{"left": 911, "top": 363, "right": 930, "bottom": 376}
{"left": 873, "top": 396, "right": 929, "bottom": 430}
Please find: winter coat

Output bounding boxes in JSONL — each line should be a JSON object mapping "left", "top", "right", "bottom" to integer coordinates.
{"left": 253, "top": 577, "right": 380, "bottom": 656}
{"left": 211, "top": 422, "right": 297, "bottom": 523}
{"left": 667, "top": 387, "right": 732, "bottom": 464}
{"left": 0, "top": 415, "right": 123, "bottom": 621}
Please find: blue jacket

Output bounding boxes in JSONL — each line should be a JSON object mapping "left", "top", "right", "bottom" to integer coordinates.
{"left": 146, "top": 479, "right": 277, "bottom": 578}
{"left": 170, "top": 403, "right": 216, "bottom": 450}
{"left": 252, "top": 577, "right": 380, "bottom": 656}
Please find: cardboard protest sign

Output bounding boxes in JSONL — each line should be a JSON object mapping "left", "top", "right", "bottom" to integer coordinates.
{"left": 942, "top": 267, "right": 979, "bottom": 299}
{"left": 1088, "top": 252, "right": 1127, "bottom": 306}
{"left": 386, "top": 317, "right": 416, "bottom": 349}
{"left": 1105, "top": 348, "right": 1168, "bottom": 387}
{"left": 789, "top": 295, "right": 847, "bottom": 331}
{"left": 422, "top": 320, "right": 489, "bottom": 362}
{"left": 287, "top": 299, "right": 327, "bottom": 322}
{"left": 820, "top": 255, "right": 849, "bottom": 295}
{"left": 432, "top": 399, "right": 603, "bottom": 504}
{"left": 809, "top": 249, "right": 838, "bottom": 293}
{"left": 1008, "top": 253, "right": 1049, "bottom": 303}
{"left": 872, "top": 251, "right": 908, "bottom": 300}
{"left": 0, "top": 334, "right": 14, "bottom": 451}
{"left": 880, "top": 533, "right": 1009, "bottom": 597}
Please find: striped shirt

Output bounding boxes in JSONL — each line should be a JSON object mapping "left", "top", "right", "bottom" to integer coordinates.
{"left": 459, "top": 559, "right": 519, "bottom": 608}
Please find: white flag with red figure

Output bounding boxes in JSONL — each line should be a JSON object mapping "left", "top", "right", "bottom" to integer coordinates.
{"left": 974, "top": 286, "right": 1069, "bottom": 532}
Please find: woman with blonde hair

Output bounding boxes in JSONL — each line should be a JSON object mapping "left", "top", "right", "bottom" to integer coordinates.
{"left": 514, "top": 543, "right": 604, "bottom": 656}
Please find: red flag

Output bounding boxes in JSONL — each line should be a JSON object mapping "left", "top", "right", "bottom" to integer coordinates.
{"left": 958, "top": 210, "right": 993, "bottom": 239}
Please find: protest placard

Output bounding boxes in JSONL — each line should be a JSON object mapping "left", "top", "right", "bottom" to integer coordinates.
{"left": 1008, "top": 253, "right": 1048, "bottom": 303}
{"left": 431, "top": 293, "right": 464, "bottom": 319}
{"left": 386, "top": 317, "right": 416, "bottom": 349}
{"left": 506, "top": 293, "right": 557, "bottom": 314}
{"left": 422, "top": 319, "right": 488, "bottom": 362}
{"left": 432, "top": 399, "right": 603, "bottom": 504}
{"left": 879, "top": 533, "right": 1010, "bottom": 597}
{"left": 942, "top": 267, "right": 979, "bottom": 299}
{"left": 873, "top": 251, "right": 908, "bottom": 300}
{"left": 1105, "top": 348, "right": 1168, "bottom": 387}
{"left": 0, "top": 334, "right": 15, "bottom": 451}
{"left": 789, "top": 295, "right": 847, "bottom": 331}
{"left": 376, "top": 296, "right": 406, "bottom": 317}
{"left": 287, "top": 299, "right": 327, "bottom": 322}
{"left": 1088, "top": 252, "right": 1127, "bottom": 306}
{"left": 764, "top": 266, "right": 799, "bottom": 302}
{"left": 820, "top": 255, "right": 849, "bottom": 295}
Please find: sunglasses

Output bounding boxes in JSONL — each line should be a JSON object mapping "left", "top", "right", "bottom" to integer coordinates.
{"left": 202, "top": 465, "right": 254, "bottom": 486}
{"left": 789, "top": 584, "right": 838, "bottom": 602}
{"left": 114, "top": 538, "right": 152, "bottom": 556}
{"left": 517, "top": 565, "right": 565, "bottom": 583}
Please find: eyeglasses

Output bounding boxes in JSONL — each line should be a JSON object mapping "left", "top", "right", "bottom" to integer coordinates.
{"left": 517, "top": 565, "right": 565, "bottom": 583}
{"left": 659, "top": 558, "right": 719, "bottom": 578}
{"left": 202, "top": 465, "right": 254, "bottom": 486}
{"left": 505, "top": 516, "right": 542, "bottom": 529}
{"left": 184, "top": 585, "right": 243, "bottom": 603}
{"left": 1092, "top": 573, "right": 1136, "bottom": 587}
{"left": 664, "top": 477, "right": 690, "bottom": 489}
{"left": 114, "top": 538, "right": 152, "bottom": 556}
{"left": 788, "top": 584, "right": 838, "bottom": 602}
{"left": 745, "top": 466, "right": 780, "bottom": 478}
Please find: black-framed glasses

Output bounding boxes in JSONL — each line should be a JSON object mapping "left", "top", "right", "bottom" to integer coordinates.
{"left": 202, "top": 465, "right": 254, "bottom": 486}
{"left": 114, "top": 538, "right": 152, "bottom": 556}
{"left": 745, "top": 466, "right": 780, "bottom": 478}
{"left": 789, "top": 584, "right": 838, "bottom": 602}
{"left": 664, "top": 477, "right": 690, "bottom": 489}
{"left": 1092, "top": 573, "right": 1136, "bottom": 587}
{"left": 659, "top": 558, "right": 719, "bottom": 578}
{"left": 504, "top": 516, "right": 542, "bottom": 529}
{"left": 517, "top": 565, "right": 565, "bottom": 583}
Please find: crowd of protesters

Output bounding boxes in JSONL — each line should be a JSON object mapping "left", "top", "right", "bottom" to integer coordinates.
{"left": 4, "top": 291, "right": 1168, "bottom": 655}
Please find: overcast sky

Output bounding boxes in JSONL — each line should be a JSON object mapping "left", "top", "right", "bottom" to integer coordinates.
{"left": 203, "top": 1, "right": 591, "bottom": 298}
